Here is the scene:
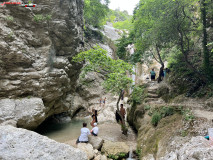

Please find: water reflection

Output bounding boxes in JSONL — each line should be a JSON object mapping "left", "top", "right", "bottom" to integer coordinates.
{"left": 36, "top": 117, "right": 91, "bottom": 143}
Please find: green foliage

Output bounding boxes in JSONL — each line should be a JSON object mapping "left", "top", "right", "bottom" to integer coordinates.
{"left": 180, "top": 130, "right": 188, "bottom": 137}
{"left": 84, "top": 0, "right": 109, "bottom": 28}
{"left": 151, "top": 112, "right": 161, "bottom": 127}
{"left": 150, "top": 106, "right": 174, "bottom": 126}
{"left": 160, "top": 107, "right": 174, "bottom": 118}
{"left": 116, "top": 34, "right": 134, "bottom": 62}
{"left": 130, "top": 85, "right": 147, "bottom": 104}
{"left": 135, "top": 148, "right": 142, "bottom": 157}
{"left": 72, "top": 46, "right": 133, "bottom": 95}
{"left": 33, "top": 14, "right": 52, "bottom": 22}
{"left": 108, "top": 152, "right": 127, "bottom": 160}
{"left": 113, "top": 19, "right": 133, "bottom": 31}
{"left": 181, "top": 108, "right": 195, "bottom": 121}
{"left": 144, "top": 105, "right": 151, "bottom": 110}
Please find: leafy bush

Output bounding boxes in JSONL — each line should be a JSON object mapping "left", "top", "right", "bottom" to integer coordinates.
{"left": 181, "top": 109, "right": 194, "bottom": 121}
{"left": 160, "top": 106, "right": 174, "bottom": 118}
{"left": 130, "top": 85, "right": 147, "bottom": 104}
{"left": 33, "top": 14, "right": 52, "bottom": 22}
{"left": 151, "top": 112, "right": 161, "bottom": 126}
{"left": 84, "top": 0, "right": 109, "bottom": 28}
{"left": 144, "top": 105, "right": 151, "bottom": 110}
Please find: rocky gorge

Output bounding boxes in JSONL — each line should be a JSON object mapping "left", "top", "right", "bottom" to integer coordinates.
{"left": 0, "top": 0, "right": 136, "bottom": 159}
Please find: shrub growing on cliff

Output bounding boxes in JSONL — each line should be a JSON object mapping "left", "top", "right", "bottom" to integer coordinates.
{"left": 130, "top": 85, "right": 147, "bottom": 104}
{"left": 151, "top": 112, "right": 161, "bottom": 127}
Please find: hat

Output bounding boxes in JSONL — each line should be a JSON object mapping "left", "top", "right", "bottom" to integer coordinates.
{"left": 94, "top": 123, "right": 97, "bottom": 126}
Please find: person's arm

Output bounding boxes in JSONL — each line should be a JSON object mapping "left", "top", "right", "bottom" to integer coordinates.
{"left": 88, "top": 128, "right": 91, "bottom": 135}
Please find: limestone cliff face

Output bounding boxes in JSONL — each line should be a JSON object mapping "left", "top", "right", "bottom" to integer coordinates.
{"left": 0, "top": 0, "right": 84, "bottom": 129}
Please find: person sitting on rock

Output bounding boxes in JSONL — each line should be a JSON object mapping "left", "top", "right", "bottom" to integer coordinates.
{"left": 76, "top": 122, "right": 90, "bottom": 144}
{"left": 91, "top": 123, "right": 99, "bottom": 136}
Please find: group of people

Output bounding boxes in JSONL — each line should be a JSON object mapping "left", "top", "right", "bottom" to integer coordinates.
{"left": 150, "top": 68, "right": 170, "bottom": 81}
{"left": 76, "top": 109, "right": 99, "bottom": 144}
{"left": 76, "top": 98, "right": 127, "bottom": 144}
{"left": 99, "top": 97, "right": 106, "bottom": 107}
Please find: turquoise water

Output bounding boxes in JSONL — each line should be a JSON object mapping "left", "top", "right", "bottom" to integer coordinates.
{"left": 37, "top": 117, "right": 92, "bottom": 143}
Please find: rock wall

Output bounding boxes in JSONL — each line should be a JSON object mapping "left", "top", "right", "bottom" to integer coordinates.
{"left": 0, "top": 0, "right": 84, "bottom": 129}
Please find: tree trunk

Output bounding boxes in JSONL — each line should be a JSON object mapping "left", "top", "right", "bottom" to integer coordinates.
{"left": 156, "top": 46, "right": 164, "bottom": 83}
{"left": 201, "top": 0, "right": 210, "bottom": 78}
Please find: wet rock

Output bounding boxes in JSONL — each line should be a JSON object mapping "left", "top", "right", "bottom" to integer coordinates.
{"left": 89, "top": 136, "right": 104, "bottom": 150}
{"left": 77, "top": 143, "right": 95, "bottom": 160}
{"left": 0, "top": 125, "right": 87, "bottom": 160}
{"left": 101, "top": 141, "right": 129, "bottom": 156}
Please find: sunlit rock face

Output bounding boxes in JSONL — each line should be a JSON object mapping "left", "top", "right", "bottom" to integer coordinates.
{"left": 0, "top": 125, "right": 88, "bottom": 160}
{"left": 0, "top": 0, "right": 84, "bottom": 129}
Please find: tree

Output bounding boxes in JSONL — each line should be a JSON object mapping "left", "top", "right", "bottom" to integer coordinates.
{"left": 73, "top": 46, "right": 133, "bottom": 134}
{"left": 201, "top": 0, "right": 211, "bottom": 79}
{"left": 133, "top": 0, "right": 213, "bottom": 82}
{"left": 84, "top": 0, "right": 109, "bottom": 28}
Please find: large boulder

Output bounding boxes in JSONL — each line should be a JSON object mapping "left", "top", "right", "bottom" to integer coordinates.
{"left": 0, "top": 125, "right": 88, "bottom": 160}
{"left": 0, "top": 98, "right": 46, "bottom": 129}
{"left": 89, "top": 136, "right": 104, "bottom": 150}
{"left": 77, "top": 143, "right": 95, "bottom": 160}
{"left": 160, "top": 136, "right": 213, "bottom": 160}
{"left": 101, "top": 141, "right": 129, "bottom": 156}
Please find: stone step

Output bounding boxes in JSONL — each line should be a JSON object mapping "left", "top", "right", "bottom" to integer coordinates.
{"left": 144, "top": 98, "right": 159, "bottom": 103}
{"left": 147, "top": 93, "right": 159, "bottom": 98}
{"left": 147, "top": 89, "right": 158, "bottom": 94}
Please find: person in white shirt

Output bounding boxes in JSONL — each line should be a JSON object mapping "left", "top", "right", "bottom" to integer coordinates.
{"left": 76, "top": 122, "right": 90, "bottom": 144}
{"left": 91, "top": 123, "right": 99, "bottom": 136}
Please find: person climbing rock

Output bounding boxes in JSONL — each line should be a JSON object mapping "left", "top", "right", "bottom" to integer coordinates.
{"left": 120, "top": 104, "right": 126, "bottom": 124}
{"left": 91, "top": 123, "right": 99, "bottom": 136}
{"left": 150, "top": 68, "right": 156, "bottom": 81}
{"left": 76, "top": 122, "right": 90, "bottom": 144}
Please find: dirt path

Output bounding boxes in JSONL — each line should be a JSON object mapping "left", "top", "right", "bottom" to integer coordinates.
{"left": 193, "top": 110, "right": 213, "bottom": 121}
{"left": 98, "top": 122, "right": 137, "bottom": 150}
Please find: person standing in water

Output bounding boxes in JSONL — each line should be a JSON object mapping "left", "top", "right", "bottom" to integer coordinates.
{"left": 76, "top": 122, "right": 90, "bottom": 144}
{"left": 150, "top": 68, "right": 156, "bottom": 81}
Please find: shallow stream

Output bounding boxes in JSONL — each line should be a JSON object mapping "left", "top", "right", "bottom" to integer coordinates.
{"left": 37, "top": 117, "right": 91, "bottom": 143}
